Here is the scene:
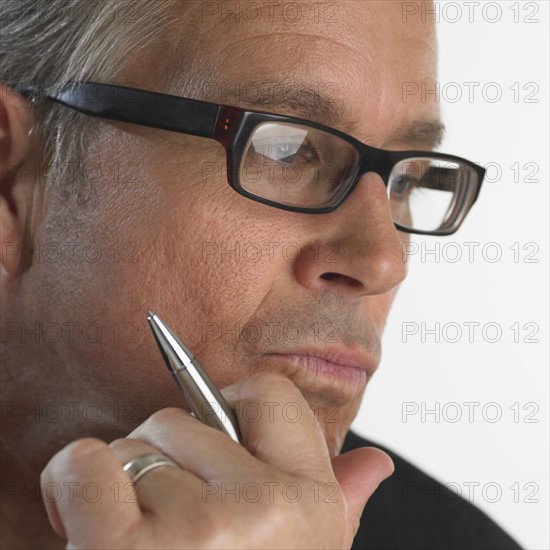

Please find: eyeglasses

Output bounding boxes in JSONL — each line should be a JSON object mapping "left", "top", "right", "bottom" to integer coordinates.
{"left": 14, "top": 82, "right": 485, "bottom": 236}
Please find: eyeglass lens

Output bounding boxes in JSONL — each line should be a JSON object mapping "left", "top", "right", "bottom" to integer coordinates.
{"left": 239, "top": 122, "right": 476, "bottom": 231}
{"left": 240, "top": 122, "right": 360, "bottom": 208}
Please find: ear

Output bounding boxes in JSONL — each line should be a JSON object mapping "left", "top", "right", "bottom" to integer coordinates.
{"left": 0, "top": 82, "right": 37, "bottom": 280}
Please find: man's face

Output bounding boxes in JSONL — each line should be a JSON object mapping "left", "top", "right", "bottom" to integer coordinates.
{"left": 4, "top": 1, "right": 438, "bottom": 459}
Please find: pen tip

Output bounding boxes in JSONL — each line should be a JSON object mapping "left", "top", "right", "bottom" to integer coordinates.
{"left": 146, "top": 311, "right": 195, "bottom": 369}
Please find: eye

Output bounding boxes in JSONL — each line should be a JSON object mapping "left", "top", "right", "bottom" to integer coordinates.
{"left": 390, "top": 174, "right": 417, "bottom": 197}
{"left": 251, "top": 138, "right": 320, "bottom": 166}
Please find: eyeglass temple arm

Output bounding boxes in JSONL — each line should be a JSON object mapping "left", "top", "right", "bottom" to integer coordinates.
{"left": 11, "top": 82, "right": 221, "bottom": 139}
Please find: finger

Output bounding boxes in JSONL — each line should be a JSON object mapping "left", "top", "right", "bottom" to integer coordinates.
{"left": 331, "top": 447, "right": 394, "bottom": 545}
{"left": 132, "top": 372, "right": 334, "bottom": 484}
{"left": 126, "top": 407, "right": 261, "bottom": 482}
{"left": 222, "top": 372, "right": 333, "bottom": 479}
{"left": 109, "top": 437, "right": 206, "bottom": 518}
{"left": 41, "top": 438, "right": 143, "bottom": 548}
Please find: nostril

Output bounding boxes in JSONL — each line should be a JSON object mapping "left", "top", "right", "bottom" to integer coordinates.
{"left": 320, "top": 272, "right": 363, "bottom": 289}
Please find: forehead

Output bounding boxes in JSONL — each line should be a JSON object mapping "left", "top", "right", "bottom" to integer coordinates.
{"left": 163, "top": 1, "right": 438, "bottom": 147}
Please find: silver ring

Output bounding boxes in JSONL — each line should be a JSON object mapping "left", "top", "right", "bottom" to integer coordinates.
{"left": 123, "top": 454, "right": 180, "bottom": 483}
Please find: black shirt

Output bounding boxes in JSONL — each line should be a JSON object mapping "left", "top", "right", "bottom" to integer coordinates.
{"left": 342, "top": 431, "right": 523, "bottom": 550}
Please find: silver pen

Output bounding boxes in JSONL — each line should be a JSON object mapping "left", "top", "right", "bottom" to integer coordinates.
{"left": 147, "top": 311, "right": 242, "bottom": 444}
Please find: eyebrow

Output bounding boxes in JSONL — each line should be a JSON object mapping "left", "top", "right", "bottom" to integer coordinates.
{"left": 235, "top": 82, "right": 346, "bottom": 128}
{"left": 233, "top": 82, "right": 445, "bottom": 150}
{"left": 385, "top": 120, "right": 446, "bottom": 150}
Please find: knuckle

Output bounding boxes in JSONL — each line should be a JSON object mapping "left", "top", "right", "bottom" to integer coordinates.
{"left": 160, "top": 505, "right": 222, "bottom": 547}
{"left": 43, "top": 437, "right": 110, "bottom": 484}
{"left": 61, "top": 437, "right": 109, "bottom": 464}
{"left": 109, "top": 437, "right": 131, "bottom": 453}
{"left": 234, "top": 499, "right": 286, "bottom": 540}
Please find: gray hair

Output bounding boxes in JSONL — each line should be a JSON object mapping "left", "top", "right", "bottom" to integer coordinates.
{"left": 0, "top": 0, "right": 183, "bottom": 205}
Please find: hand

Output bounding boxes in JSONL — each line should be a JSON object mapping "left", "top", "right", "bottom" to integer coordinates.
{"left": 41, "top": 373, "right": 394, "bottom": 549}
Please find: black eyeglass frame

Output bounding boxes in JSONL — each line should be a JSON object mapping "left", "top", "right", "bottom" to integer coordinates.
{"left": 13, "top": 82, "right": 485, "bottom": 236}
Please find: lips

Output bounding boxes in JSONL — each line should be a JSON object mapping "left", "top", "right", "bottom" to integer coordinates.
{"left": 259, "top": 345, "right": 378, "bottom": 395}
{"left": 268, "top": 344, "right": 377, "bottom": 373}
{"left": 235, "top": 304, "right": 382, "bottom": 401}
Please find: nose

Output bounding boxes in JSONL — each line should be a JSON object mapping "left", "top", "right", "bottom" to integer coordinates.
{"left": 293, "top": 172, "right": 408, "bottom": 298}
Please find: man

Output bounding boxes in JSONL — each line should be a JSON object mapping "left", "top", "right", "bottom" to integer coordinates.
{"left": 0, "top": 1, "right": 522, "bottom": 548}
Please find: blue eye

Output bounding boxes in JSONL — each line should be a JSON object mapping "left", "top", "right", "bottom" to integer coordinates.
{"left": 251, "top": 140, "right": 319, "bottom": 166}
{"left": 391, "top": 174, "right": 415, "bottom": 196}
{"left": 262, "top": 143, "right": 298, "bottom": 163}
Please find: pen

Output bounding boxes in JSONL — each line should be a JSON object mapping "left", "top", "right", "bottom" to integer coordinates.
{"left": 147, "top": 311, "right": 242, "bottom": 445}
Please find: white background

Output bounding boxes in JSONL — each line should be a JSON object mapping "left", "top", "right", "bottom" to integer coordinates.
{"left": 352, "top": 2, "right": 549, "bottom": 549}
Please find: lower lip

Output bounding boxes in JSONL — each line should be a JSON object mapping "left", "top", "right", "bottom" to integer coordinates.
{"left": 265, "top": 353, "right": 368, "bottom": 388}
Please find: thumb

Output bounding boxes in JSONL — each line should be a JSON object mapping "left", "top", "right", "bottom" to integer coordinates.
{"left": 331, "top": 447, "right": 394, "bottom": 542}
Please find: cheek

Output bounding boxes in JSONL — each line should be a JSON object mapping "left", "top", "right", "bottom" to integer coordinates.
{"left": 73, "top": 133, "right": 298, "bottom": 349}
{"left": 16, "top": 133, "right": 302, "bottom": 402}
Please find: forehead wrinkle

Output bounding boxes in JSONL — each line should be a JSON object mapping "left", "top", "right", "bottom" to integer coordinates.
{"left": 220, "top": 29, "right": 366, "bottom": 57}
{"left": 164, "top": 4, "right": 437, "bottom": 149}
{"left": 167, "top": 50, "right": 366, "bottom": 134}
